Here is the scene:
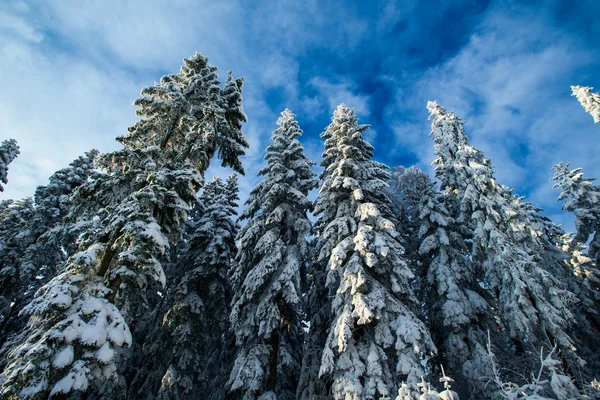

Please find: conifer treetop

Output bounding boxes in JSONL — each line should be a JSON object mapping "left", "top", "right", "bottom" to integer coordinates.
{"left": 0, "top": 138, "right": 19, "bottom": 192}
{"left": 119, "top": 52, "right": 248, "bottom": 174}
{"left": 572, "top": 85, "right": 600, "bottom": 124}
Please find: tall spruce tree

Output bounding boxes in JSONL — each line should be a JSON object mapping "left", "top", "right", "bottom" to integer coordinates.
{"left": 427, "top": 101, "right": 585, "bottom": 383}
{"left": 129, "top": 176, "right": 240, "bottom": 400}
{"left": 0, "top": 52, "right": 247, "bottom": 399}
{"left": 571, "top": 85, "right": 600, "bottom": 124}
{"left": 228, "top": 109, "right": 317, "bottom": 400}
{"left": 418, "top": 181, "right": 493, "bottom": 397}
{"left": 0, "top": 138, "right": 19, "bottom": 192}
{"left": 310, "top": 104, "right": 435, "bottom": 399}
{"left": 297, "top": 107, "right": 355, "bottom": 400}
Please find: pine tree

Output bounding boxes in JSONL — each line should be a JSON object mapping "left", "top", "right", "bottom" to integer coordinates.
{"left": 130, "top": 176, "right": 240, "bottom": 399}
{"left": 386, "top": 166, "right": 432, "bottom": 298}
{"left": 0, "top": 198, "right": 39, "bottom": 343}
{"left": 0, "top": 52, "right": 247, "bottom": 399}
{"left": 310, "top": 104, "right": 435, "bottom": 399}
{"left": 229, "top": 109, "right": 317, "bottom": 400}
{"left": 552, "top": 162, "right": 600, "bottom": 266}
{"left": 427, "top": 101, "right": 584, "bottom": 384}
{"left": 0, "top": 138, "right": 19, "bottom": 192}
{"left": 297, "top": 104, "right": 363, "bottom": 400}
{"left": 571, "top": 85, "right": 600, "bottom": 124}
{"left": 0, "top": 151, "right": 100, "bottom": 356}
{"left": 417, "top": 181, "right": 492, "bottom": 397}
{"left": 551, "top": 163, "right": 600, "bottom": 378}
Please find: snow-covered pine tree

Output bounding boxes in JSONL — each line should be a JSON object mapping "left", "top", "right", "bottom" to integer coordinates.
{"left": 130, "top": 176, "right": 239, "bottom": 400}
{"left": 427, "top": 101, "right": 585, "bottom": 384}
{"left": 387, "top": 166, "right": 431, "bottom": 221}
{"left": 386, "top": 166, "right": 432, "bottom": 297}
{"left": 571, "top": 85, "right": 600, "bottom": 124}
{"left": 0, "top": 138, "right": 19, "bottom": 192}
{"left": 34, "top": 150, "right": 100, "bottom": 232}
{"left": 0, "top": 151, "right": 100, "bottom": 356}
{"left": 296, "top": 108, "right": 352, "bottom": 400}
{"left": 0, "top": 52, "right": 248, "bottom": 399}
{"left": 552, "top": 162, "right": 600, "bottom": 266}
{"left": 311, "top": 104, "right": 435, "bottom": 399}
{"left": 0, "top": 199, "right": 39, "bottom": 342}
{"left": 417, "top": 181, "right": 493, "bottom": 397}
{"left": 229, "top": 109, "right": 317, "bottom": 400}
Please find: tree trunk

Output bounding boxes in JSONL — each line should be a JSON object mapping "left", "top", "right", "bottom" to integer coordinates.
{"left": 267, "top": 331, "right": 279, "bottom": 393}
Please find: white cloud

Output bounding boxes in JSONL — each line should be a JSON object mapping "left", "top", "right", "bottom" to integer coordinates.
{"left": 0, "top": 0, "right": 313, "bottom": 201}
{"left": 388, "top": 3, "right": 600, "bottom": 228}
{"left": 0, "top": 11, "right": 43, "bottom": 43}
{"left": 304, "top": 77, "right": 371, "bottom": 117}
{"left": 0, "top": 13, "right": 141, "bottom": 200}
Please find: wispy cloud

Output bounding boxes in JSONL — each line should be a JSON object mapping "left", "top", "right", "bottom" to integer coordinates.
{"left": 303, "top": 77, "right": 371, "bottom": 118}
{"left": 386, "top": 2, "right": 600, "bottom": 231}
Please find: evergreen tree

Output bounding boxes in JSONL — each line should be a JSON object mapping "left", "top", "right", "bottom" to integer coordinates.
{"left": 552, "top": 162, "right": 600, "bottom": 266}
{"left": 228, "top": 109, "right": 317, "bottom": 400}
{"left": 418, "top": 181, "right": 492, "bottom": 397}
{"left": 0, "top": 151, "right": 100, "bottom": 356}
{"left": 311, "top": 105, "right": 435, "bottom": 399}
{"left": 0, "top": 52, "right": 247, "bottom": 399}
{"left": 0, "top": 198, "right": 39, "bottom": 342}
{"left": 297, "top": 107, "right": 354, "bottom": 400}
{"left": 0, "top": 138, "right": 19, "bottom": 192}
{"left": 572, "top": 85, "right": 600, "bottom": 124}
{"left": 130, "top": 176, "right": 239, "bottom": 399}
{"left": 427, "top": 101, "right": 585, "bottom": 384}
{"left": 386, "top": 166, "right": 432, "bottom": 299}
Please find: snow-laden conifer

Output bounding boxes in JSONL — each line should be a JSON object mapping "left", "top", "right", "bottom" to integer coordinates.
{"left": 122, "top": 53, "right": 248, "bottom": 174}
{"left": 427, "top": 101, "right": 584, "bottom": 381}
{"left": 297, "top": 105, "right": 364, "bottom": 400}
{"left": 418, "top": 181, "right": 492, "bottom": 396}
{"left": 34, "top": 150, "right": 100, "bottom": 230}
{"left": 0, "top": 151, "right": 100, "bottom": 355}
{"left": 229, "top": 109, "right": 317, "bottom": 400}
{"left": 130, "top": 176, "right": 239, "bottom": 399}
{"left": 0, "top": 138, "right": 19, "bottom": 192}
{"left": 0, "top": 198, "right": 39, "bottom": 343}
{"left": 386, "top": 166, "right": 432, "bottom": 298}
{"left": 312, "top": 104, "right": 435, "bottom": 399}
{"left": 571, "top": 85, "right": 600, "bottom": 124}
{"left": 551, "top": 163, "right": 600, "bottom": 376}
{"left": 0, "top": 52, "right": 247, "bottom": 399}
{"left": 552, "top": 162, "right": 600, "bottom": 266}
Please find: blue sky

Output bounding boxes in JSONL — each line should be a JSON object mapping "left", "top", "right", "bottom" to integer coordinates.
{"left": 1, "top": 0, "right": 599, "bottom": 231}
